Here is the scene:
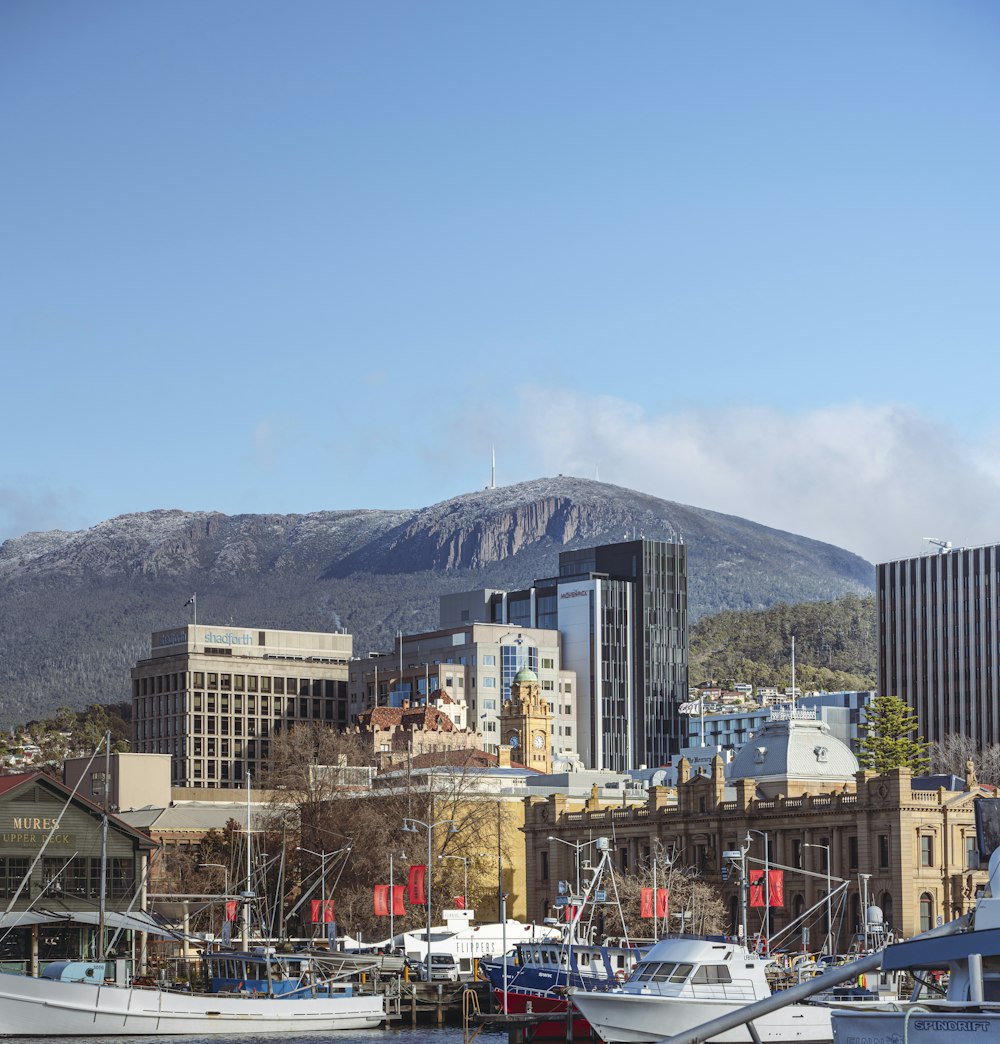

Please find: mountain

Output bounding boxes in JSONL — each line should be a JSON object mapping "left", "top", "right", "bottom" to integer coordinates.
{"left": 0, "top": 477, "right": 874, "bottom": 727}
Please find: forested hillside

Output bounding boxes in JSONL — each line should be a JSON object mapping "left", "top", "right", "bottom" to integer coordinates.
{"left": 690, "top": 593, "right": 877, "bottom": 692}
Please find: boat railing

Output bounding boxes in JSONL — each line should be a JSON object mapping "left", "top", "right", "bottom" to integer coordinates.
{"left": 684, "top": 980, "right": 759, "bottom": 1002}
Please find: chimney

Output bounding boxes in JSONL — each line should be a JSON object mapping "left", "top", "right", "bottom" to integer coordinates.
{"left": 497, "top": 744, "right": 512, "bottom": 769}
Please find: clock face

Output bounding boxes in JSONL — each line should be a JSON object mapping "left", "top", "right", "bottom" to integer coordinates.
{"left": 508, "top": 733, "right": 519, "bottom": 748}
{"left": 533, "top": 733, "right": 545, "bottom": 749}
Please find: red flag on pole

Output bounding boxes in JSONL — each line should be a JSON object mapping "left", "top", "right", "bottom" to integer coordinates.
{"left": 564, "top": 903, "right": 580, "bottom": 923}
{"left": 767, "top": 870, "right": 784, "bottom": 907}
{"left": 640, "top": 888, "right": 653, "bottom": 918}
{"left": 408, "top": 864, "right": 427, "bottom": 905}
{"left": 392, "top": 884, "right": 406, "bottom": 915}
{"left": 310, "top": 899, "right": 335, "bottom": 923}
{"left": 225, "top": 900, "right": 238, "bottom": 922}
{"left": 374, "top": 885, "right": 390, "bottom": 916}
{"left": 749, "top": 870, "right": 765, "bottom": 907}
{"left": 454, "top": 895, "right": 466, "bottom": 909}
{"left": 640, "top": 888, "right": 669, "bottom": 918}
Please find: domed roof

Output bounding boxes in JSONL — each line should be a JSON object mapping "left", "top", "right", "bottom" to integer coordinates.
{"left": 729, "top": 708, "right": 858, "bottom": 785}
{"left": 513, "top": 666, "right": 538, "bottom": 683}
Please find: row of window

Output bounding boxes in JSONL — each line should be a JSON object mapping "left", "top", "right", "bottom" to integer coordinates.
{"left": 137, "top": 673, "right": 346, "bottom": 698}
{"left": 0, "top": 856, "right": 135, "bottom": 900}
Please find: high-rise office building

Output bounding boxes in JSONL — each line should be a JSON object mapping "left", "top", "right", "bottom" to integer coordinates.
{"left": 877, "top": 543, "right": 1000, "bottom": 747}
{"left": 443, "top": 538, "right": 689, "bottom": 771}
{"left": 132, "top": 624, "right": 352, "bottom": 787}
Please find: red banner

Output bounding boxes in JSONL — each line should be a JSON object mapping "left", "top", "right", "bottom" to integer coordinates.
{"left": 564, "top": 903, "right": 580, "bottom": 922}
{"left": 225, "top": 900, "right": 238, "bottom": 922}
{"left": 749, "top": 870, "right": 784, "bottom": 908}
{"left": 374, "top": 885, "right": 389, "bottom": 917}
{"left": 392, "top": 884, "right": 406, "bottom": 915}
{"left": 767, "top": 869, "right": 784, "bottom": 907}
{"left": 640, "top": 888, "right": 669, "bottom": 918}
{"left": 310, "top": 898, "right": 335, "bottom": 923}
{"left": 408, "top": 864, "right": 427, "bottom": 906}
{"left": 454, "top": 895, "right": 466, "bottom": 909}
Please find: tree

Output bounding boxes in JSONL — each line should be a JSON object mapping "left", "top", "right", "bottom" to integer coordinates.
{"left": 857, "top": 695, "right": 930, "bottom": 774}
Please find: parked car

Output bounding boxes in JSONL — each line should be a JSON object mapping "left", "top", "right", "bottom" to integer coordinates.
{"left": 413, "top": 953, "right": 459, "bottom": 982}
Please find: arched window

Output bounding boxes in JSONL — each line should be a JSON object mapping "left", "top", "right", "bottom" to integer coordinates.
{"left": 793, "top": 893, "right": 805, "bottom": 920}
{"left": 880, "top": 891, "right": 893, "bottom": 930}
{"left": 920, "top": 892, "right": 934, "bottom": 934}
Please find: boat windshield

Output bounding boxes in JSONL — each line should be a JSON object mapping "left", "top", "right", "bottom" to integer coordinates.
{"left": 630, "top": 962, "right": 693, "bottom": 984}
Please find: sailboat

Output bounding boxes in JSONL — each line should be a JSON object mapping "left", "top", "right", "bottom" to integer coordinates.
{"left": 0, "top": 754, "right": 385, "bottom": 1035}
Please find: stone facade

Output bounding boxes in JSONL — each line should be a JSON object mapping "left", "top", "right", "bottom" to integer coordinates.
{"left": 524, "top": 757, "right": 990, "bottom": 945}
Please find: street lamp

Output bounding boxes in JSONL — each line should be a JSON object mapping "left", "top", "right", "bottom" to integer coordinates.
{"left": 547, "top": 836, "right": 601, "bottom": 897}
{"left": 438, "top": 852, "right": 486, "bottom": 911}
{"left": 804, "top": 842, "right": 832, "bottom": 956}
{"left": 389, "top": 850, "right": 406, "bottom": 945}
{"left": 199, "top": 863, "right": 230, "bottom": 937}
{"left": 297, "top": 846, "right": 333, "bottom": 943}
{"left": 402, "top": 817, "right": 457, "bottom": 970}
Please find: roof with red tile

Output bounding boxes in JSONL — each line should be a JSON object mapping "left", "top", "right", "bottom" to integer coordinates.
{"left": 357, "top": 703, "right": 456, "bottom": 732}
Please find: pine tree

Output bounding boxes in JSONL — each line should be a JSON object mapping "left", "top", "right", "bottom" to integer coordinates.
{"left": 858, "top": 695, "right": 930, "bottom": 774}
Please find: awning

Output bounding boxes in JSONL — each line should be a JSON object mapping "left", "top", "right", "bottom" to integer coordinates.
{"left": 0, "top": 909, "right": 181, "bottom": 938}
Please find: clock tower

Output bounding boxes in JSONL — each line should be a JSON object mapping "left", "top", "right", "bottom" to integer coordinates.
{"left": 499, "top": 666, "right": 552, "bottom": 774}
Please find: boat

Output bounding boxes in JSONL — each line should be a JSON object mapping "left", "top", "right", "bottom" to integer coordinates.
{"left": 0, "top": 946, "right": 384, "bottom": 1035}
{"left": 480, "top": 838, "right": 648, "bottom": 1039}
{"left": 828, "top": 808, "right": 1000, "bottom": 1044}
{"left": 569, "top": 933, "right": 835, "bottom": 1043}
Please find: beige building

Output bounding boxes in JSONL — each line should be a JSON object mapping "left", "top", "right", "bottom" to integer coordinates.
{"left": 525, "top": 710, "right": 990, "bottom": 943}
{"left": 132, "top": 624, "right": 352, "bottom": 788}
{"left": 64, "top": 752, "right": 172, "bottom": 811}
{"left": 349, "top": 623, "right": 576, "bottom": 759}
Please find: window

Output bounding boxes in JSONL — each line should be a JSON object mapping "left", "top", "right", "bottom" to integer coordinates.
{"left": 691, "top": 965, "right": 733, "bottom": 984}
{"left": 966, "top": 834, "right": 979, "bottom": 870}
{"left": 483, "top": 655, "right": 495, "bottom": 666}
{"left": 878, "top": 834, "right": 890, "bottom": 868}
{"left": 848, "top": 836, "right": 859, "bottom": 870}
{"left": 541, "top": 658, "right": 554, "bottom": 670}
{"left": 791, "top": 839, "right": 802, "bottom": 868}
{"left": 540, "top": 851, "right": 549, "bottom": 881}
{"left": 920, "top": 834, "right": 934, "bottom": 867}
{"left": 483, "top": 677, "right": 497, "bottom": 688}
{"left": 919, "top": 892, "right": 934, "bottom": 933}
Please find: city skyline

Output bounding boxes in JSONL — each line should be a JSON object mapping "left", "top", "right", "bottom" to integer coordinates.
{"left": 3, "top": 2, "right": 999, "bottom": 562}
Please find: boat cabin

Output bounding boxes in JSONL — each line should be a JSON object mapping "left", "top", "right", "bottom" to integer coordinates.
{"left": 619, "top": 936, "right": 768, "bottom": 1002}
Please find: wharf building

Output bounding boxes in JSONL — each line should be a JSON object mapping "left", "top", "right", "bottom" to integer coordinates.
{"left": 442, "top": 538, "right": 688, "bottom": 772}
{"left": 527, "top": 708, "right": 989, "bottom": 943}
{"left": 131, "top": 624, "right": 352, "bottom": 788}
{"left": 348, "top": 623, "right": 576, "bottom": 760}
{"left": 877, "top": 542, "right": 1000, "bottom": 747}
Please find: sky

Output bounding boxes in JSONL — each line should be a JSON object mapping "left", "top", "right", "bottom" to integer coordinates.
{"left": 2, "top": 1, "right": 999, "bottom": 564}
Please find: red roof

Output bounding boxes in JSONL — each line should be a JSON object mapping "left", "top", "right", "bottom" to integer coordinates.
{"left": 358, "top": 704, "right": 456, "bottom": 732}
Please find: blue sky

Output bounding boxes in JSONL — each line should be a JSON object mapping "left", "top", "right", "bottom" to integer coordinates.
{"left": 3, "top": 1, "right": 999, "bottom": 562}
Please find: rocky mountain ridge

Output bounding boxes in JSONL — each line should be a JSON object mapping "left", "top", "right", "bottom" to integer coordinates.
{"left": 0, "top": 477, "right": 874, "bottom": 727}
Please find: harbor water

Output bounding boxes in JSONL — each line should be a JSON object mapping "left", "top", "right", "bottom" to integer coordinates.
{"left": 0, "top": 1032, "right": 508, "bottom": 1044}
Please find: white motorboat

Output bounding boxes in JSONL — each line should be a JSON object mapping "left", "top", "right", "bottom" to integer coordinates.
{"left": 569, "top": 934, "right": 834, "bottom": 1044}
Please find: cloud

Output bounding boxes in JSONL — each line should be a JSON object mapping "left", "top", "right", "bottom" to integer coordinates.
{"left": 508, "top": 389, "right": 1000, "bottom": 563}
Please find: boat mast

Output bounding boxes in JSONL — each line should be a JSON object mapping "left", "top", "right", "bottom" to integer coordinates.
{"left": 97, "top": 730, "right": 110, "bottom": 962}
{"left": 243, "top": 771, "right": 252, "bottom": 950}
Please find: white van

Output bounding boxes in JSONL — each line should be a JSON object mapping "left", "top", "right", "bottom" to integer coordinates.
{"left": 414, "top": 953, "right": 459, "bottom": 982}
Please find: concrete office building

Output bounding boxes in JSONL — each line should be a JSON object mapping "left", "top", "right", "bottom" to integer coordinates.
{"left": 348, "top": 624, "right": 576, "bottom": 758}
{"left": 877, "top": 543, "right": 1000, "bottom": 747}
{"left": 132, "top": 624, "right": 352, "bottom": 788}
{"left": 443, "top": 538, "right": 688, "bottom": 772}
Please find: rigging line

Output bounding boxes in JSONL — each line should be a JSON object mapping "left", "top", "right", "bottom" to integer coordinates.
{"left": 105, "top": 844, "right": 172, "bottom": 956}
{"left": 0, "top": 851, "right": 80, "bottom": 937}
{"left": 0, "top": 736, "right": 108, "bottom": 946}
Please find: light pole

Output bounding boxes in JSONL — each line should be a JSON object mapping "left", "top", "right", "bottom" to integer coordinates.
{"left": 402, "top": 817, "right": 457, "bottom": 971}
{"left": 746, "top": 829, "right": 770, "bottom": 953}
{"left": 297, "top": 846, "right": 330, "bottom": 942}
{"left": 804, "top": 842, "right": 832, "bottom": 956}
{"left": 547, "top": 835, "right": 600, "bottom": 898}
{"left": 439, "top": 854, "right": 470, "bottom": 911}
{"left": 199, "top": 863, "right": 229, "bottom": 937}
{"left": 389, "top": 850, "right": 406, "bottom": 945}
